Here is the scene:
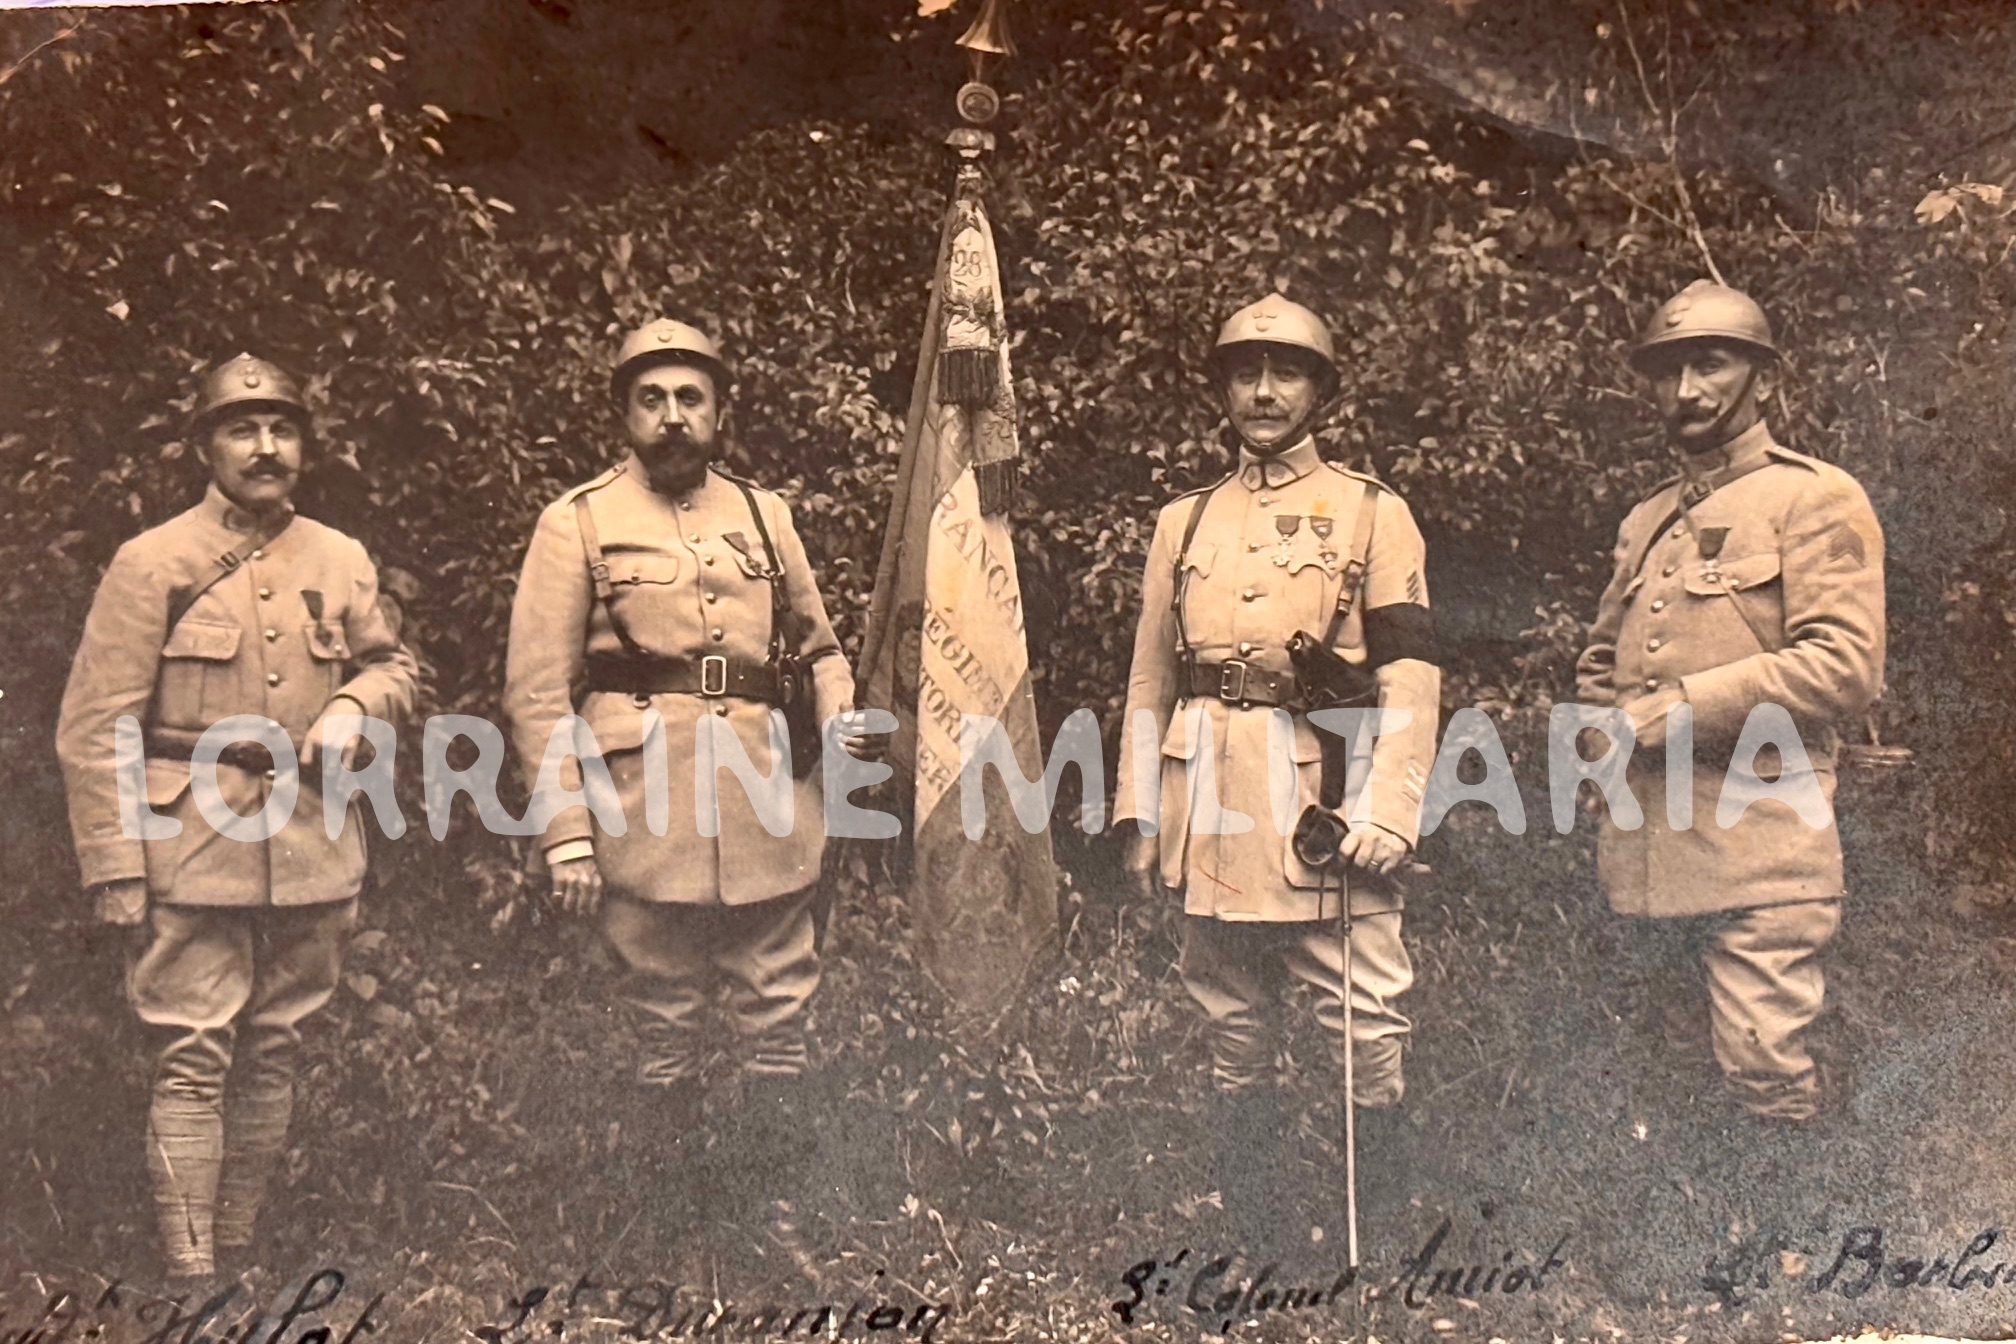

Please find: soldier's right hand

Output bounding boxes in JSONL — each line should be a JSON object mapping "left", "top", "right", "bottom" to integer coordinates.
{"left": 549, "top": 856, "right": 604, "bottom": 917}
{"left": 93, "top": 878, "right": 148, "bottom": 928}
{"left": 1120, "top": 830, "right": 1160, "bottom": 902}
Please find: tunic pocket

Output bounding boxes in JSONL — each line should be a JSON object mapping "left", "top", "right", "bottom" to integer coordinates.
{"left": 157, "top": 619, "right": 241, "bottom": 728}
{"left": 606, "top": 553, "right": 688, "bottom": 640}
{"left": 1681, "top": 551, "right": 1781, "bottom": 595}
{"left": 305, "top": 621, "right": 351, "bottom": 696}
{"left": 610, "top": 553, "right": 682, "bottom": 587}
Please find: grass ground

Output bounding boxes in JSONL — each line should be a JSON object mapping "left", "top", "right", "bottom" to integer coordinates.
{"left": 4, "top": 776, "right": 2013, "bottom": 1343}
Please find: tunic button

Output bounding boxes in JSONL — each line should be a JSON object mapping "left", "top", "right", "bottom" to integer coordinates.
{"left": 1240, "top": 587, "right": 1257, "bottom": 601}
{"left": 711, "top": 628, "right": 725, "bottom": 641}
{"left": 264, "top": 628, "right": 279, "bottom": 641}
{"left": 1238, "top": 642, "right": 1256, "bottom": 656}
{"left": 1644, "top": 678, "right": 1661, "bottom": 691}
{"left": 266, "top": 672, "right": 281, "bottom": 686}
{"left": 689, "top": 534, "right": 702, "bottom": 544}
{"left": 258, "top": 587, "right": 273, "bottom": 600}
{"left": 1647, "top": 637, "right": 1662, "bottom": 651}
{"left": 703, "top": 556, "right": 715, "bottom": 567}
{"left": 705, "top": 592, "right": 718, "bottom": 605}
{"left": 712, "top": 704, "right": 728, "bottom": 717}
{"left": 264, "top": 770, "right": 276, "bottom": 781}
{"left": 1248, "top": 542, "right": 1261, "bottom": 552}
{"left": 1649, "top": 599, "right": 1666, "bottom": 613}
{"left": 680, "top": 501, "right": 693, "bottom": 511}
{"left": 250, "top": 549, "right": 264, "bottom": 561}
{"left": 1259, "top": 495, "right": 1274, "bottom": 506}
{"left": 1661, "top": 565, "right": 1676, "bottom": 578}
{"left": 632, "top": 693, "right": 652, "bottom": 709}
{"left": 1671, "top": 526, "right": 1684, "bottom": 539}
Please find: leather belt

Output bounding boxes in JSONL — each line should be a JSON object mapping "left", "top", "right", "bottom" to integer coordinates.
{"left": 1183, "top": 659, "right": 1302, "bottom": 708}
{"left": 584, "top": 653, "right": 781, "bottom": 703}
{"left": 145, "top": 729, "right": 288, "bottom": 773}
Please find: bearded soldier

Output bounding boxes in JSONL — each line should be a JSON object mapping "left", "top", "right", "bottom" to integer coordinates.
{"left": 1577, "top": 281, "right": 1886, "bottom": 1125}
{"left": 503, "top": 319, "right": 876, "bottom": 1258}
{"left": 1114, "top": 296, "right": 1441, "bottom": 1244}
{"left": 55, "top": 355, "right": 419, "bottom": 1278}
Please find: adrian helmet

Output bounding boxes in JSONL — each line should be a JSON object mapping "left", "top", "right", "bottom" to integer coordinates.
{"left": 1630, "top": 281, "right": 1778, "bottom": 372}
{"left": 610, "top": 318, "right": 733, "bottom": 403}
{"left": 190, "top": 353, "right": 312, "bottom": 439}
{"left": 1204, "top": 295, "right": 1340, "bottom": 395}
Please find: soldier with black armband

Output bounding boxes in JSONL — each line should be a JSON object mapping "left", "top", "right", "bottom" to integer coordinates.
{"left": 1113, "top": 295, "right": 1442, "bottom": 1252}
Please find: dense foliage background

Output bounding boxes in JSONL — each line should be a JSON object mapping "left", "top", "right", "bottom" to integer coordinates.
{"left": 2, "top": 2, "right": 2014, "bottom": 1339}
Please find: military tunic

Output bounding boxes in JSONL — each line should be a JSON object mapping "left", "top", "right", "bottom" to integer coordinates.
{"left": 1576, "top": 420, "right": 1884, "bottom": 1119}
{"left": 54, "top": 481, "right": 419, "bottom": 1272}
{"left": 1115, "top": 437, "right": 1441, "bottom": 1099}
{"left": 56, "top": 484, "right": 420, "bottom": 905}
{"left": 1576, "top": 421, "right": 1886, "bottom": 917}
{"left": 1115, "top": 438, "right": 1441, "bottom": 918}
{"left": 503, "top": 456, "right": 854, "bottom": 906}
{"left": 504, "top": 454, "right": 853, "bottom": 1085}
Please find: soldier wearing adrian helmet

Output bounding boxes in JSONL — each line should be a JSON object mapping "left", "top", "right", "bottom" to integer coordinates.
{"left": 502, "top": 319, "right": 877, "bottom": 1246}
{"left": 1577, "top": 281, "right": 1886, "bottom": 1124}
{"left": 55, "top": 354, "right": 420, "bottom": 1278}
{"left": 1114, "top": 296, "right": 1441, "bottom": 1238}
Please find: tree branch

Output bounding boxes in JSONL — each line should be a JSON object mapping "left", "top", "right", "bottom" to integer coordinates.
{"left": 0, "top": 17, "right": 89, "bottom": 91}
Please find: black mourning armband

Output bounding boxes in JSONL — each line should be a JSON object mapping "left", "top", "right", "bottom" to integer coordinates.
{"left": 1364, "top": 601, "right": 1437, "bottom": 669}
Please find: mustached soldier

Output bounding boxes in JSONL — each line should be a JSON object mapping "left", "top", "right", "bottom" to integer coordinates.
{"left": 1113, "top": 296, "right": 1441, "bottom": 1245}
{"left": 503, "top": 319, "right": 876, "bottom": 1259}
{"left": 55, "top": 355, "right": 419, "bottom": 1278}
{"left": 1577, "top": 282, "right": 1886, "bottom": 1124}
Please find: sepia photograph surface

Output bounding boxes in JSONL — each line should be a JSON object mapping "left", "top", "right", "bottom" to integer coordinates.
{"left": 1, "top": 1, "right": 2012, "bottom": 1341}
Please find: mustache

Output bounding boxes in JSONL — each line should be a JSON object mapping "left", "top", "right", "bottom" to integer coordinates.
{"left": 244, "top": 461, "right": 295, "bottom": 477}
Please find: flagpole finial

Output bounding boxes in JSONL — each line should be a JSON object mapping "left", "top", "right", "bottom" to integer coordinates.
{"left": 949, "top": 0, "right": 1011, "bottom": 136}
{"left": 956, "top": 0, "right": 1015, "bottom": 60}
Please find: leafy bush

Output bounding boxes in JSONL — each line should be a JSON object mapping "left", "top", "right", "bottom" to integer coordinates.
{"left": 1, "top": 0, "right": 2011, "bottom": 911}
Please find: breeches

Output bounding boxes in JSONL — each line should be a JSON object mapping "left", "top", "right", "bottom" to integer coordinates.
{"left": 1179, "top": 912, "right": 1413, "bottom": 1105}
{"left": 127, "top": 899, "right": 356, "bottom": 1267}
{"left": 600, "top": 888, "right": 821, "bottom": 1085}
{"left": 1631, "top": 898, "right": 1841, "bottom": 1120}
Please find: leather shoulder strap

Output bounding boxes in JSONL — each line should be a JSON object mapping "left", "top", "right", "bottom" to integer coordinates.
{"left": 572, "top": 493, "right": 647, "bottom": 658}
{"left": 165, "top": 513, "right": 295, "bottom": 634}
{"left": 1169, "top": 474, "right": 1229, "bottom": 661}
{"left": 729, "top": 476, "right": 791, "bottom": 661}
{"left": 1318, "top": 479, "right": 1382, "bottom": 646}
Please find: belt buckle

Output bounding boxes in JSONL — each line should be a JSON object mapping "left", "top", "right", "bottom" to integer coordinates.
{"left": 700, "top": 654, "right": 729, "bottom": 698}
{"left": 1218, "top": 659, "right": 1249, "bottom": 703}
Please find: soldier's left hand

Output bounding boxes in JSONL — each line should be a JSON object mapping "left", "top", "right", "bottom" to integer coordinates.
{"left": 1626, "top": 686, "right": 1688, "bottom": 753}
{"left": 301, "top": 696, "right": 367, "bottom": 773}
{"left": 835, "top": 709, "right": 886, "bottom": 762}
{"left": 1338, "top": 823, "right": 1409, "bottom": 876}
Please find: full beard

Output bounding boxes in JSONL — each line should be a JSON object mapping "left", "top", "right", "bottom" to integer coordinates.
{"left": 639, "top": 440, "right": 712, "bottom": 496}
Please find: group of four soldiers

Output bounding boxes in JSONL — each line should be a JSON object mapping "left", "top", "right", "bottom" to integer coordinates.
{"left": 55, "top": 280, "right": 1885, "bottom": 1280}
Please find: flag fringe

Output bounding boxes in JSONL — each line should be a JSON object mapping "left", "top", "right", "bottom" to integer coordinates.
{"left": 974, "top": 458, "right": 1016, "bottom": 517}
{"left": 937, "top": 345, "right": 999, "bottom": 407}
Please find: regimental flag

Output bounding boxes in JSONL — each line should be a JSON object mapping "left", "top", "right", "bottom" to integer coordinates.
{"left": 859, "top": 165, "right": 1058, "bottom": 1025}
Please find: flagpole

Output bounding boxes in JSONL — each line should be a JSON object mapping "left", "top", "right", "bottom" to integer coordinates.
{"left": 857, "top": 0, "right": 1014, "bottom": 702}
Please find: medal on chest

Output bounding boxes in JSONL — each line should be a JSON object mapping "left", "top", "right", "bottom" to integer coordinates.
{"left": 1309, "top": 514, "right": 1336, "bottom": 567}
{"left": 1272, "top": 514, "right": 1301, "bottom": 567}
{"left": 1695, "top": 524, "right": 1730, "bottom": 583}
